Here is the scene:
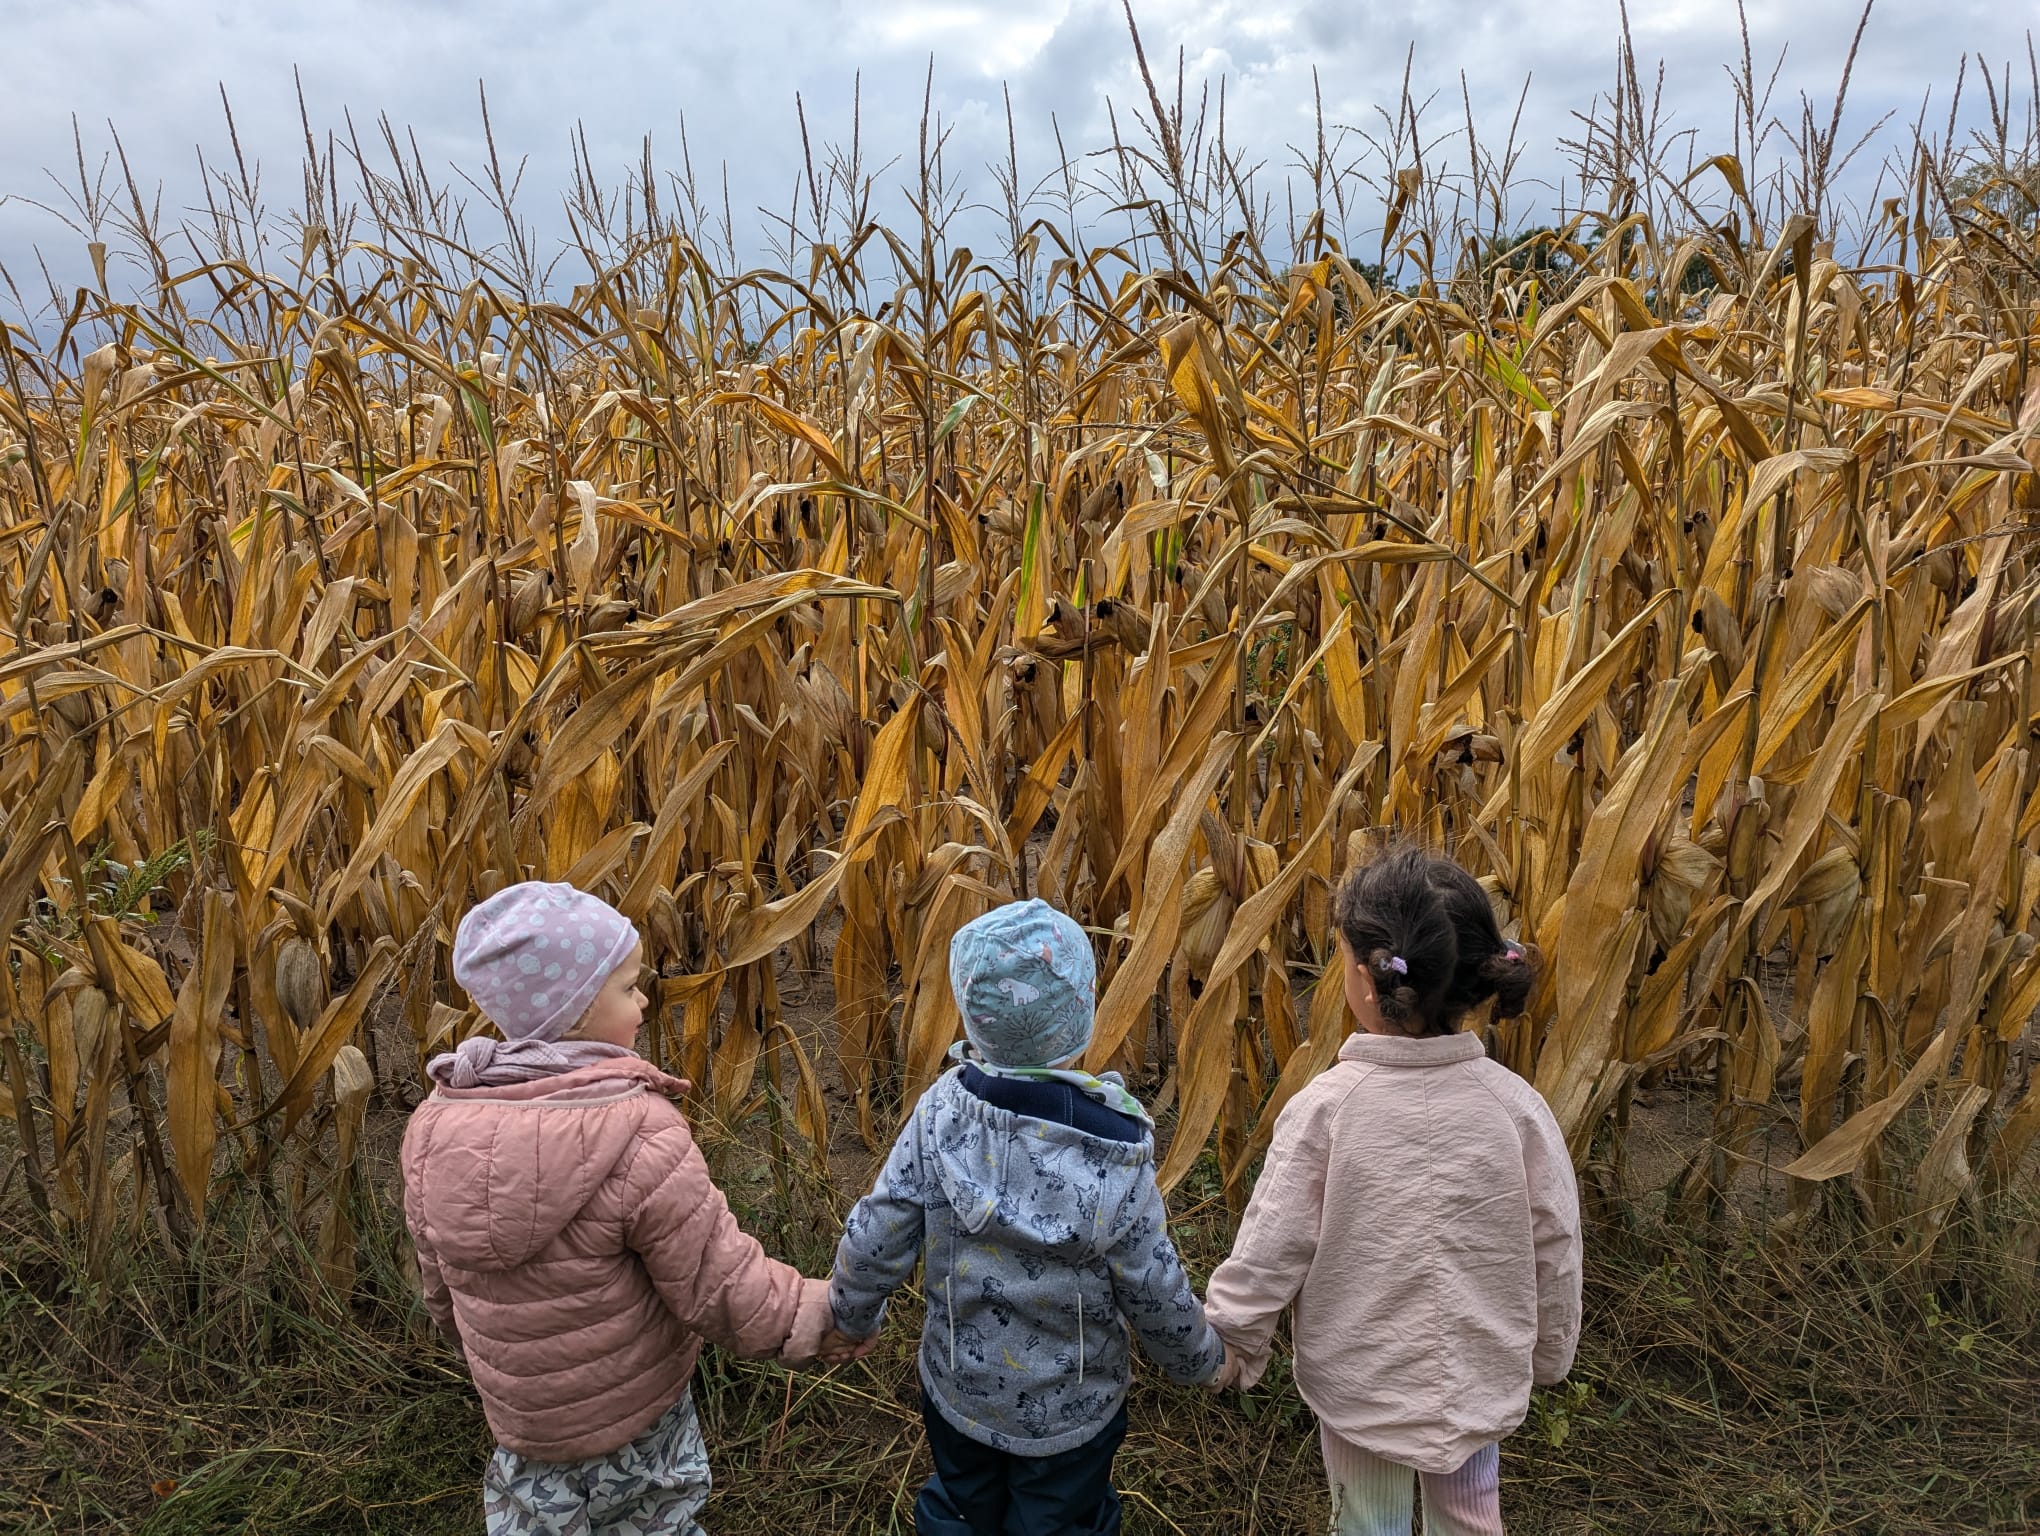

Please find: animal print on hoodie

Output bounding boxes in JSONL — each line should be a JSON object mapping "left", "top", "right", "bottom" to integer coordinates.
{"left": 830, "top": 1067, "right": 1222, "bottom": 1456}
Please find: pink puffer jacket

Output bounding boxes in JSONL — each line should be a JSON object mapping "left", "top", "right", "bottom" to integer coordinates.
{"left": 400, "top": 1055, "right": 830, "bottom": 1461}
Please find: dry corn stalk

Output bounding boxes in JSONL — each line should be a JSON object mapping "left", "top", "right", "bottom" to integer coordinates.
{"left": 1, "top": 107, "right": 2038, "bottom": 1294}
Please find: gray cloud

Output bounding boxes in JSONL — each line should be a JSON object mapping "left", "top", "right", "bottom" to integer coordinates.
{"left": 1, "top": 0, "right": 2032, "bottom": 305}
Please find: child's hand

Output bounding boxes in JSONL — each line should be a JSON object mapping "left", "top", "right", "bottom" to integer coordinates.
{"left": 816, "top": 1326, "right": 880, "bottom": 1366}
{"left": 1206, "top": 1343, "right": 1248, "bottom": 1393}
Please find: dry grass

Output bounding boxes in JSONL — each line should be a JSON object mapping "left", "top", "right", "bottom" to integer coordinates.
{"left": 5, "top": 1121, "right": 2036, "bottom": 1535}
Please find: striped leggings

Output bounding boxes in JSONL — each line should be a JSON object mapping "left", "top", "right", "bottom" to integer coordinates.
{"left": 1321, "top": 1426, "right": 1503, "bottom": 1536}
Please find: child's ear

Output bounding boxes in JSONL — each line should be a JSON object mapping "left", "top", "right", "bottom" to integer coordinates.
{"left": 1350, "top": 954, "right": 1377, "bottom": 1008}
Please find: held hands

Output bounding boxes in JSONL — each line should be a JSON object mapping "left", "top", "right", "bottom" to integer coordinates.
{"left": 816, "top": 1325, "right": 881, "bottom": 1367}
{"left": 1206, "top": 1340, "right": 1249, "bottom": 1394}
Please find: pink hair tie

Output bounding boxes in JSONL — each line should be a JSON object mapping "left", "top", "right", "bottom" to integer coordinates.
{"left": 1385, "top": 956, "right": 1408, "bottom": 976}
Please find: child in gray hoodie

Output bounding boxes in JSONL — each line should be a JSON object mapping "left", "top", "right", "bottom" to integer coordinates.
{"left": 829, "top": 898, "right": 1223, "bottom": 1535}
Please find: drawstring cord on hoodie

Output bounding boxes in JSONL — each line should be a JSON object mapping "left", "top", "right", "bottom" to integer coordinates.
{"left": 950, "top": 940, "right": 1093, "bottom": 1389}
{"left": 933, "top": 1072, "right": 1102, "bottom": 1392}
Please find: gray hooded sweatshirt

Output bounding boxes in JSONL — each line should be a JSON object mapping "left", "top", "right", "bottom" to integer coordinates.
{"left": 830, "top": 1067, "right": 1223, "bottom": 1456}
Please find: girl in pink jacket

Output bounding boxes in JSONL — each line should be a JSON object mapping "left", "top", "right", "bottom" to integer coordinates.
{"left": 1204, "top": 848, "right": 1582, "bottom": 1536}
{"left": 400, "top": 882, "right": 837, "bottom": 1535}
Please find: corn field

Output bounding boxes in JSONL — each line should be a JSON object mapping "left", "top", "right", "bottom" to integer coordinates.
{"left": 3, "top": 51, "right": 2040, "bottom": 1294}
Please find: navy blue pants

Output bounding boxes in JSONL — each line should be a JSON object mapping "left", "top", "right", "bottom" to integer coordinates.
{"left": 914, "top": 1392, "right": 1126, "bottom": 1536}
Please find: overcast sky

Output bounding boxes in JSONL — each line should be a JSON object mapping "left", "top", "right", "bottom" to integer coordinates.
{"left": 1, "top": 0, "right": 2034, "bottom": 308}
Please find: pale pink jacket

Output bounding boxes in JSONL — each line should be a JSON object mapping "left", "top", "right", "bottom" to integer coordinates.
{"left": 399, "top": 1055, "right": 831, "bottom": 1461}
{"left": 1204, "top": 1030, "right": 1582, "bottom": 1474}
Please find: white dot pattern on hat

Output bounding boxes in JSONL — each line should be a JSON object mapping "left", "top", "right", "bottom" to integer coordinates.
{"left": 450, "top": 881, "right": 639, "bottom": 1044}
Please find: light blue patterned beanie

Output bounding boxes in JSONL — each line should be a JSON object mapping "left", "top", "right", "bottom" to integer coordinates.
{"left": 949, "top": 899, "right": 1097, "bottom": 1067}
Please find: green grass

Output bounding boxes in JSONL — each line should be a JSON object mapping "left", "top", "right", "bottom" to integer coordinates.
{"left": 4, "top": 1137, "right": 2036, "bottom": 1534}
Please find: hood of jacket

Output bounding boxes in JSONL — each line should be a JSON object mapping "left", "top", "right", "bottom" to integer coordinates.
{"left": 407, "top": 1055, "right": 691, "bottom": 1271}
{"left": 829, "top": 1064, "right": 1222, "bottom": 1458}
{"left": 921, "top": 1068, "right": 1153, "bottom": 1260}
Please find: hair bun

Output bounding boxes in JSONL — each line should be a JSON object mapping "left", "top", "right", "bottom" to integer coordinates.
{"left": 1480, "top": 941, "right": 1539, "bottom": 1018}
{"left": 1335, "top": 848, "right": 1462, "bottom": 1036}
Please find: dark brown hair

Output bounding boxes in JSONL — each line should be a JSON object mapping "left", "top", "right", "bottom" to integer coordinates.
{"left": 1333, "top": 846, "right": 1537, "bottom": 1036}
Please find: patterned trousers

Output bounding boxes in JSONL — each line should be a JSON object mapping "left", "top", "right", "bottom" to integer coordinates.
{"left": 484, "top": 1391, "right": 712, "bottom": 1535}
{"left": 1321, "top": 1425, "right": 1503, "bottom": 1536}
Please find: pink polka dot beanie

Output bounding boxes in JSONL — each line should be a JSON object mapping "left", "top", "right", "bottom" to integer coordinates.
{"left": 450, "top": 881, "right": 638, "bottom": 1044}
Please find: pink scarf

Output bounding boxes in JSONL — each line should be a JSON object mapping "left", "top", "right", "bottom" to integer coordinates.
{"left": 426, "top": 1034, "right": 636, "bottom": 1089}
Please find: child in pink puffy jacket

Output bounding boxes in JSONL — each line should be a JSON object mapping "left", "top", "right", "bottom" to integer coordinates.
{"left": 400, "top": 881, "right": 850, "bottom": 1535}
{"left": 1203, "top": 848, "right": 1583, "bottom": 1536}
